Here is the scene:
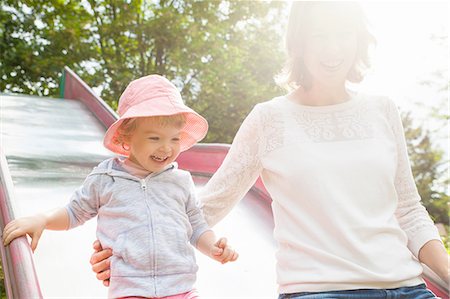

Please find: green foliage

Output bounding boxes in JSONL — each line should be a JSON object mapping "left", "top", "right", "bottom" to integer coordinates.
{"left": 0, "top": 259, "right": 4, "bottom": 298}
{"left": 1, "top": 0, "right": 287, "bottom": 143}
{"left": 0, "top": 0, "right": 96, "bottom": 96}
{"left": 402, "top": 112, "right": 449, "bottom": 225}
{"left": 410, "top": 29, "right": 449, "bottom": 248}
{"left": 442, "top": 234, "right": 450, "bottom": 254}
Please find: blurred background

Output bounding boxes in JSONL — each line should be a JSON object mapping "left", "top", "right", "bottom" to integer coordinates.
{"left": 0, "top": 0, "right": 448, "bottom": 296}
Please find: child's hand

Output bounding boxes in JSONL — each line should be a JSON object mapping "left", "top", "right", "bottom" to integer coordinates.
{"left": 210, "top": 237, "right": 239, "bottom": 264}
{"left": 2, "top": 215, "right": 47, "bottom": 252}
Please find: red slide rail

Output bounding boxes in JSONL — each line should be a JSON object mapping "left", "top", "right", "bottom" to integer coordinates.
{"left": 0, "top": 148, "right": 43, "bottom": 298}
{"left": 61, "top": 66, "right": 118, "bottom": 129}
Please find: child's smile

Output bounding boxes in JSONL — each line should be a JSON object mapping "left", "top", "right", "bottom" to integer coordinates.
{"left": 150, "top": 154, "right": 169, "bottom": 162}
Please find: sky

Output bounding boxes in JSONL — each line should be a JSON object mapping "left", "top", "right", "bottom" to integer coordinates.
{"left": 357, "top": 1, "right": 449, "bottom": 183}
{"left": 358, "top": 1, "right": 448, "bottom": 134}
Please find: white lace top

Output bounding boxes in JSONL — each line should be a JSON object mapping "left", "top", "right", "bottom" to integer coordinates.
{"left": 198, "top": 93, "right": 442, "bottom": 293}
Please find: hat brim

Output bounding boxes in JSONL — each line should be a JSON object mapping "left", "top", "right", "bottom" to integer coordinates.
{"left": 103, "top": 97, "right": 208, "bottom": 156}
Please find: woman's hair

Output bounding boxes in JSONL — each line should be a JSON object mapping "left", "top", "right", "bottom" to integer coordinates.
{"left": 113, "top": 114, "right": 186, "bottom": 147}
{"left": 275, "top": 1, "right": 376, "bottom": 90}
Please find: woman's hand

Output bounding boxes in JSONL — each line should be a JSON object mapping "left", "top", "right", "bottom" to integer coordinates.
{"left": 90, "top": 240, "right": 113, "bottom": 287}
{"left": 3, "top": 215, "right": 47, "bottom": 252}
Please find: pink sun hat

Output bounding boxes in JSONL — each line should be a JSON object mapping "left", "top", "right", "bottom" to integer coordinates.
{"left": 103, "top": 74, "right": 208, "bottom": 156}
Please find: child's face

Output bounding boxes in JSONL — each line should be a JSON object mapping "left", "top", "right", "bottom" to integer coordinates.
{"left": 126, "top": 118, "right": 182, "bottom": 173}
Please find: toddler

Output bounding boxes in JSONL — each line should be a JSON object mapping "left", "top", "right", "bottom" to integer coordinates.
{"left": 3, "top": 75, "right": 238, "bottom": 299}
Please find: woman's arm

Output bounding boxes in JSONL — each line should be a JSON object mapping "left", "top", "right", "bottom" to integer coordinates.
{"left": 386, "top": 98, "right": 448, "bottom": 278}
{"left": 419, "top": 240, "right": 449, "bottom": 282}
{"left": 2, "top": 208, "right": 70, "bottom": 252}
{"left": 199, "top": 104, "right": 264, "bottom": 226}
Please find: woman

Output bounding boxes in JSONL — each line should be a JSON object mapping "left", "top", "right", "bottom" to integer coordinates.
{"left": 91, "top": 2, "right": 448, "bottom": 298}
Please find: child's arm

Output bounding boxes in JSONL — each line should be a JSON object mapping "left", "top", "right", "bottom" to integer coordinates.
{"left": 196, "top": 230, "right": 238, "bottom": 264}
{"left": 2, "top": 207, "right": 70, "bottom": 252}
{"left": 183, "top": 174, "right": 238, "bottom": 264}
{"left": 6, "top": 171, "right": 102, "bottom": 251}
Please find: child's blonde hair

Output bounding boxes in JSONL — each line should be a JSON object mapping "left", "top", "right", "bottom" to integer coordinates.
{"left": 113, "top": 114, "right": 186, "bottom": 147}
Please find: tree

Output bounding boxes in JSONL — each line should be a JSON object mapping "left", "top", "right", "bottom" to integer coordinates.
{"left": 78, "top": 0, "right": 287, "bottom": 140}
{"left": 409, "top": 28, "right": 449, "bottom": 235}
{"left": 0, "top": 0, "right": 95, "bottom": 96}
{"left": 1, "top": 0, "right": 287, "bottom": 141}
{"left": 402, "top": 111, "right": 449, "bottom": 225}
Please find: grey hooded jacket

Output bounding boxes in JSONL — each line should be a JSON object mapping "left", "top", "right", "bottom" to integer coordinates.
{"left": 65, "top": 157, "right": 210, "bottom": 298}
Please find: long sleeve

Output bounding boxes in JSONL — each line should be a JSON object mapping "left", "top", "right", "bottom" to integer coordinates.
{"left": 65, "top": 174, "right": 100, "bottom": 229}
{"left": 386, "top": 98, "right": 442, "bottom": 258}
{"left": 199, "top": 104, "right": 264, "bottom": 227}
{"left": 185, "top": 174, "right": 211, "bottom": 245}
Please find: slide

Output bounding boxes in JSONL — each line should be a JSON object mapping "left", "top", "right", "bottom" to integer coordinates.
{"left": 0, "top": 67, "right": 447, "bottom": 298}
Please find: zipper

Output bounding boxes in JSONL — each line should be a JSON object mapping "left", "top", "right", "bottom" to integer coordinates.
{"left": 140, "top": 179, "right": 147, "bottom": 191}
{"left": 140, "top": 178, "right": 157, "bottom": 295}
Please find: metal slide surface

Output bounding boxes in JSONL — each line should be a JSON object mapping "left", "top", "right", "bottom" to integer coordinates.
{"left": 0, "top": 94, "right": 278, "bottom": 298}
